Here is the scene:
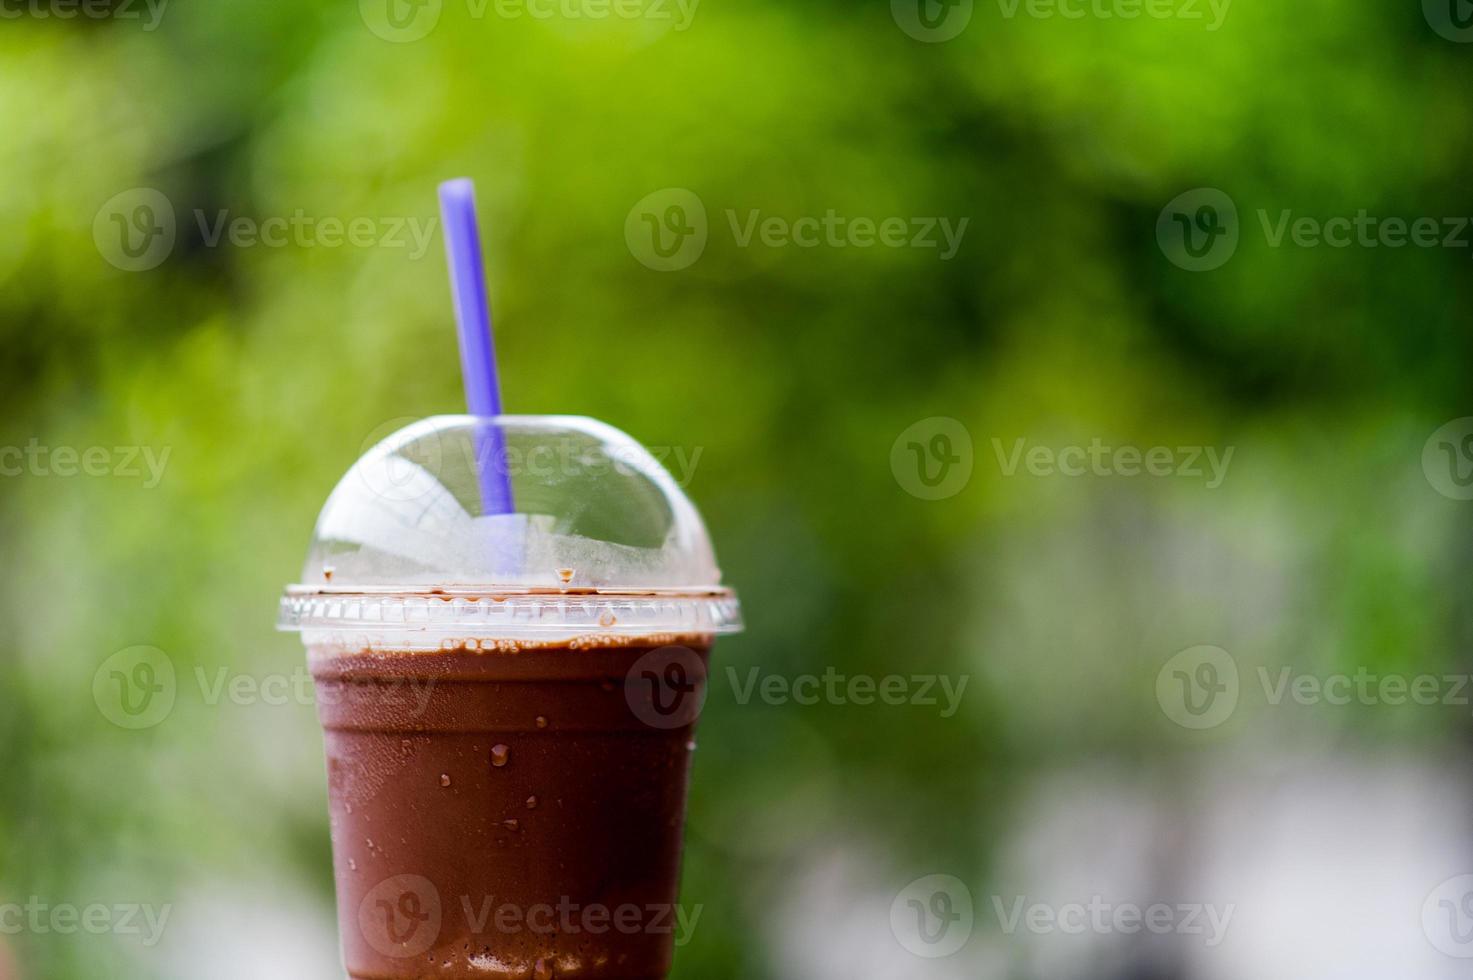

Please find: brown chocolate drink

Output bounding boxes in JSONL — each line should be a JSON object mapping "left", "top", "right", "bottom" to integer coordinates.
{"left": 283, "top": 416, "right": 743, "bottom": 977}
{"left": 310, "top": 637, "right": 711, "bottom": 980}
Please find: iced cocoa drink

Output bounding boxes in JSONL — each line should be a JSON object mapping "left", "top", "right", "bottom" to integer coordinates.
{"left": 281, "top": 417, "right": 742, "bottom": 979}
{"left": 313, "top": 638, "right": 710, "bottom": 978}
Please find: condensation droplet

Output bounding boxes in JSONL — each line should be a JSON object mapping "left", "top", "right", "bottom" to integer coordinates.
{"left": 440, "top": 774, "right": 451, "bottom": 787}
{"left": 491, "top": 745, "right": 511, "bottom": 768}
{"left": 526, "top": 796, "right": 538, "bottom": 809}
{"left": 535, "top": 716, "right": 548, "bottom": 729}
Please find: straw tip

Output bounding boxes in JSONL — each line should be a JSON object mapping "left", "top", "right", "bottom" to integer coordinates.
{"left": 438, "top": 177, "right": 475, "bottom": 206}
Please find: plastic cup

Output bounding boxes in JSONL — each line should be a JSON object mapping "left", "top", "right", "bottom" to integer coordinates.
{"left": 278, "top": 416, "right": 742, "bottom": 979}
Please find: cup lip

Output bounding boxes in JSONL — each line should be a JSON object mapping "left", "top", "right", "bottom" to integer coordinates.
{"left": 282, "top": 584, "right": 737, "bottom": 598}
{"left": 277, "top": 585, "right": 744, "bottom": 635}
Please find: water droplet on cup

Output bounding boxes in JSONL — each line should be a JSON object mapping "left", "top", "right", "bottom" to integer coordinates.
{"left": 503, "top": 819, "right": 520, "bottom": 832}
{"left": 526, "top": 796, "right": 538, "bottom": 809}
{"left": 535, "top": 957, "right": 553, "bottom": 980}
{"left": 535, "top": 716, "right": 548, "bottom": 729}
{"left": 491, "top": 745, "right": 510, "bottom": 768}
{"left": 440, "top": 774, "right": 451, "bottom": 787}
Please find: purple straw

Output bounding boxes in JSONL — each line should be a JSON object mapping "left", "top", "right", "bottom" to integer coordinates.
{"left": 439, "top": 178, "right": 515, "bottom": 515}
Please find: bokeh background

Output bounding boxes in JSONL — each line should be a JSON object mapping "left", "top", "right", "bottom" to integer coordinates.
{"left": 4, "top": 0, "right": 1473, "bottom": 977}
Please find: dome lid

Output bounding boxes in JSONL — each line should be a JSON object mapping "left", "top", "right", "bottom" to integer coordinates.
{"left": 278, "top": 416, "right": 741, "bottom": 638}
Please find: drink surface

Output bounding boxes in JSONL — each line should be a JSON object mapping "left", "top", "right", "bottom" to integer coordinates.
{"left": 310, "top": 639, "right": 713, "bottom": 980}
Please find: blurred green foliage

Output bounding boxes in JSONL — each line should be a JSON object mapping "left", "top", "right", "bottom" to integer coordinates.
{"left": 2, "top": 0, "right": 1472, "bottom": 976}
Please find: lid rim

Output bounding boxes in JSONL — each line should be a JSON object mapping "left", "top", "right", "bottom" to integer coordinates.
{"left": 276, "top": 590, "right": 744, "bottom": 635}
{"left": 283, "top": 584, "right": 736, "bottom": 598}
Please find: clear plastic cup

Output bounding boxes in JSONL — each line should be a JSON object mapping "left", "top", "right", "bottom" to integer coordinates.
{"left": 278, "top": 416, "right": 742, "bottom": 980}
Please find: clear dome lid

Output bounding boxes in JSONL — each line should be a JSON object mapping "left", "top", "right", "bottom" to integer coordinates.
{"left": 278, "top": 416, "right": 742, "bottom": 639}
